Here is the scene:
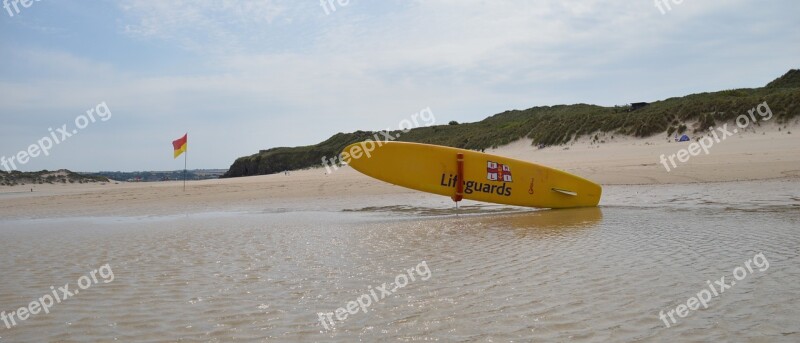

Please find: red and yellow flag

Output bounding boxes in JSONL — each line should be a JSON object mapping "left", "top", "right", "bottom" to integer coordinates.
{"left": 172, "top": 133, "right": 187, "bottom": 158}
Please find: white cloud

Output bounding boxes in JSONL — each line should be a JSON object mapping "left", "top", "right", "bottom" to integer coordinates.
{"left": 120, "top": 0, "right": 289, "bottom": 53}
{"left": 1, "top": 0, "right": 797, "bottom": 171}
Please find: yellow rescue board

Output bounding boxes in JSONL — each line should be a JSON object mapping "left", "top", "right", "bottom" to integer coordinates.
{"left": 343, "top": 141, "right": 601, "bottom": 209}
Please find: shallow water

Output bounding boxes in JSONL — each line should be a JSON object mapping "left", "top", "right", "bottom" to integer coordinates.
{"left": 0, "top": 180, "right": 799, "bottom": 342}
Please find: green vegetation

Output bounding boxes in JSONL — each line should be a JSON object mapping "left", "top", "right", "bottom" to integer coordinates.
{"left": 223, "top": 70, "right": 800, "bottom": 178}
{"left": 0, "top": 169, "right": 109, "bottom": 186}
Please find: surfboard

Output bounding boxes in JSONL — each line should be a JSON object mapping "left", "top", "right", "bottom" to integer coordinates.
{"left": 342, "top": 141, "right": 602, "bottom": 209}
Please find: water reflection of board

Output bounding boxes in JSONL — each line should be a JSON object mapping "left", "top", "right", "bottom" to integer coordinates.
{"left": 343, "top": 141, "right": 602, "bottom": 209}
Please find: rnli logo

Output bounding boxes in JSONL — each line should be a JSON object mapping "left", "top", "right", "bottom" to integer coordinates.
{"left": 487, "top": 161, "right": 512, "bottom": 182}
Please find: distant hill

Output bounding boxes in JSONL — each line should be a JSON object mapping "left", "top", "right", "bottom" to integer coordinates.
{"left": 91, "top": 169, "right": 227, "bottom": 182}
{"left": 0, "top": 169, "right": 109, "bottom": 186}
{"left": 223, "top": 69, "right": 800, "bottom": 178}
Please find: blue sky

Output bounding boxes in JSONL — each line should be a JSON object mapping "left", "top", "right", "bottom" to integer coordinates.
{"left": 1, "top": 0, "right": 798, "bottom": 172}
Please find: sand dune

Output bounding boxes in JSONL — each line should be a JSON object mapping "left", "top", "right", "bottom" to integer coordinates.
{"left": 487, "top": 121, "right": 800, "bottom": 184}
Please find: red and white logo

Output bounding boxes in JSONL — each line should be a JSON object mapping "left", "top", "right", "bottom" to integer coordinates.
{"left": 487, "top": 161, "right": 512, "bottom": 182}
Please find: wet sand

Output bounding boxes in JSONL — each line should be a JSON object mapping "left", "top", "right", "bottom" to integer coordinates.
{"left": 0, "top": 181, "right": 799, "bottom": 342}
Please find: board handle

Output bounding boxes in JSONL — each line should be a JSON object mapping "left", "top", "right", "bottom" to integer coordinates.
{"left": 452, "top": 153, "right": 464, "bottom": 202}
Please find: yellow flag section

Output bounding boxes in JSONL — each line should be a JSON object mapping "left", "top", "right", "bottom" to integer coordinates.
{"left": 343, "top": 141, "right": 601, "bottom": 209}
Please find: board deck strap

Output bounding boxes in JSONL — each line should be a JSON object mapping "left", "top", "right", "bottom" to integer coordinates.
{"left": 342, "top": 141, "right": 602, "bottom": 209}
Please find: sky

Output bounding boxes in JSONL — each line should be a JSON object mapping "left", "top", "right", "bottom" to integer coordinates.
{"left": 0, "top": 0, "right": 798, "bottom": 172}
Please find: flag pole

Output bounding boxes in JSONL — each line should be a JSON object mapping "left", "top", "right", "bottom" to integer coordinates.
{"left": 183, "top": 133, "right": 187, "bottom": 192}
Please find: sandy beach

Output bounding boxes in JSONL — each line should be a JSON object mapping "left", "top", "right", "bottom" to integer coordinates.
{"left": 3, "top": 124, "right": 799, "bottom": 342}
{"left": 2, "top": 122, "right": 798, "bottom": 220}
{"left": 2, "top": 141, "right": 799, "bottom": 342}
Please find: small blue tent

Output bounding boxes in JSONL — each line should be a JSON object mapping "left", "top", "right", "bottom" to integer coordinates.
{"left": 678, "top": 134, "right": 690, "bottom": 142}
